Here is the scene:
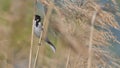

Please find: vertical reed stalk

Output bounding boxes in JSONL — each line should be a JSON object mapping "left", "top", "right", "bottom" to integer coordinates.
{"left": 28, "top": 0, "right": 37, "bottom": 68}
{"left": 33, "top": 45, "right": 40, "bottom": 68}
{"left": 65, "top": 48, "right": 71, "bottom": 68}
{"left": 28, "top": 19, "right": 34, "bottom": 68}
{"left": 87, "top": 11, "right": 97, "bottom": 68}
{"left": 33, "top": 1, "right": 53, "bottom": 68}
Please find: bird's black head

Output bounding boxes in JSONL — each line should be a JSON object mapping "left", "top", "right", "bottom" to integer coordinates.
{"left": 35, "top": 15, "right": 41, "bottom": 27}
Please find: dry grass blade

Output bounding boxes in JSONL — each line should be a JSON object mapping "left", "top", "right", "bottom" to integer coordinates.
{"left": 87, "top": 11, "right": 97, "bottom": 68}
{"left": 33, "top": 46, "right": 40, "bottom": 68}
{"left": 28, "top": 20, "right": 34, "bottom": 68}
{"left": 65, "top": 48, "right": 71, "bottom": 68}
{"left": 28, "top": 0, "right": 38, "bottom": 68}
{"left": 41, "top": 1, "right": 53, "bottom": 40}
{"left": 33, "top": 1, "right": 53, "bottom": 68}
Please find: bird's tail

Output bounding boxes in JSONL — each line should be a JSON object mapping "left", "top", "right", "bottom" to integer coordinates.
{"left": 45, "top": 38, "right": 56, "bottom": 53}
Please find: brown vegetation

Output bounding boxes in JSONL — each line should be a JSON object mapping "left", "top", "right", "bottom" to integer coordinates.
{"left": 0, "top": 0, "right": 120, "bottom": 68}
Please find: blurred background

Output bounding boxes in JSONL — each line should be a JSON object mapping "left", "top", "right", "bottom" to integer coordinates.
{"left": 0, "top": 0, "right": 120, "bottom": 68}
{"left": 0, "top": 0, "right": 33, "bottom": 68}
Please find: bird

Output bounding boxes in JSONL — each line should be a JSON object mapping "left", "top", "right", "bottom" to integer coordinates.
{"left": 33, "top": 14, "right": 56, "bottom": 53}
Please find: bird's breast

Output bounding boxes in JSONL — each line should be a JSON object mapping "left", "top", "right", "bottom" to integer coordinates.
{"left": 34, "top": 26, "right": 42, "bottom": 38}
